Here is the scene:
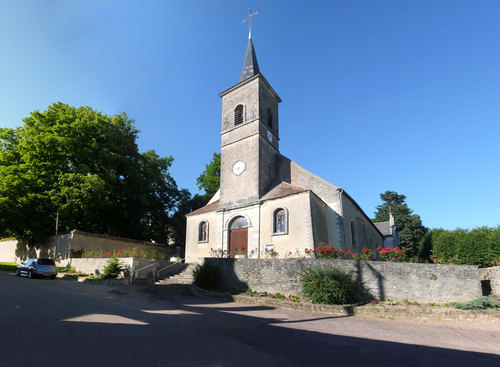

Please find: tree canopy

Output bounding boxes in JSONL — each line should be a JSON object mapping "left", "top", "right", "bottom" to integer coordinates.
{"left": 373, "top": 190, "right": 427, "bottom": 257}
{"left": 196, "top": 152, "right": 220, "bottom": 201}
{"left": 0, "top": 102, "right": 181, "bottom": 244}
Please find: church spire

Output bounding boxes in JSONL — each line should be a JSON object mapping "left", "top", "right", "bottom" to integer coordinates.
{"left": 239, "top": 9, "right": 260, "bottom": 83}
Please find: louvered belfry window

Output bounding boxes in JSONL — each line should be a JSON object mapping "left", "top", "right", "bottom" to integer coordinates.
{"left": 234, "top": 105, "right": 244, "bottom": 126}
{"left": 267, "top": 107, "right": 273, "bottom": 129}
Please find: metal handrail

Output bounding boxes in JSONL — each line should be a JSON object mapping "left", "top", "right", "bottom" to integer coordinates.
{"left": 154, "top": 257, "right": 186, "bottom": 282}
{"left": 131, "top": 261, "right": 158, "bottom": 283}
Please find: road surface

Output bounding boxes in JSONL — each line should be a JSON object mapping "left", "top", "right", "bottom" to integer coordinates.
{"left": 0, "top": 271, "right": 499, "bottom": 366}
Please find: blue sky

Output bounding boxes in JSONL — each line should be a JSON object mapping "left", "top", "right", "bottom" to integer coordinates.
{"left": 1, "top": 1, "right": 499, "bottom": 230}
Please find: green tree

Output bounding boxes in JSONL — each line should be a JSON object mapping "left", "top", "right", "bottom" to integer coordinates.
{"left": 196, "top": 152, "right": 220, "bottom": 201}
{"left": 169, "top": 189, "right": 207, "bottom": 250}
{"left": 165, "top": 152, "right": 221, "bottom": 252}
{"left": 0, "top": 102, "right": 181, "bottom": 245}
{"left": 373, "top": 191, "right": 427, "bottom": 257}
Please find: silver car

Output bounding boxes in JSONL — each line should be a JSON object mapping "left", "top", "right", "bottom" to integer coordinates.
{"left": 16, "top": 259, "right": 58, "bottom": 279}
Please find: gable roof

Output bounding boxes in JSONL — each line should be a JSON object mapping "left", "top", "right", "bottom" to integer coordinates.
{"left": 261, "top": 182, "right": 308, "bottom": 202}
{"left": 374, "top": 221, "right": 392, "bottom": 236}
{"left": 186, "top": 200, "right": 220, "bottom": 217}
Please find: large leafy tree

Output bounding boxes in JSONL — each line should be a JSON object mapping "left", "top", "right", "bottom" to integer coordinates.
{"left": 373, "top": 191, "right": 427, "bottom": 257}
{"left": 196, "top": 152, "right": 220, "bottom": 202}
{"left": 0, "top": 102, "right": 181, "bottom": 244}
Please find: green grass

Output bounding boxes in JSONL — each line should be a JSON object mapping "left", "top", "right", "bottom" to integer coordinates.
{"left": 0, "top": 262, "right": 18, "bottom": 272}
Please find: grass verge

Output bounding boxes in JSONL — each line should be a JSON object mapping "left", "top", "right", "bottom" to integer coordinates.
{"left": 0, "top": 262, "right": 18, "bottom": 272}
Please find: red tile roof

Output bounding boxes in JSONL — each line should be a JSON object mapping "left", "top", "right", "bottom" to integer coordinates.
{"left": 261, "top": 182, "right": 308, "bottom": 201}
{"left": 186, "top": 200, "right": 220, "bottom": 216}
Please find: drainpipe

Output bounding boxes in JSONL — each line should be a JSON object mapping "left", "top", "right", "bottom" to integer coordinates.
{"left": 258, "top": 203, "right": 261, "bottom": 259}
{"left": 338, "top": 189, "right": 347, "bottom": 248}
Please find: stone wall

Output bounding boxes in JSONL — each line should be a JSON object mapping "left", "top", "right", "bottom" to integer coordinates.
{"left": 0, "top": 239, "right": 18, "bottom": 263}
{"left": 69, "top": 258, "right": 176, "bottom": 280}
{"left": 0, "top": 235, "right": 72, "bottom": 263}
{"left": 204, "top": 258, "right": 482, "bottom": 303}
{"left": 479, "top": 266, "right": 500, "bottom": 296}
{"left": 70, "top": 231, "right": 176, "bottom": 259}
{"left": 0, "top": 231, "right": 177, "bottom": 265}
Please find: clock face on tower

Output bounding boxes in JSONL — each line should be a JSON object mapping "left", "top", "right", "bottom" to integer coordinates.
{"left": 232, "top": 160, "right": 246, "bottom": 176}
{"left": 267, "top": 131, "right": 273, "bottom": 142}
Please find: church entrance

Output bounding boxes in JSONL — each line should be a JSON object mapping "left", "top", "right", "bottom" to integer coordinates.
{"left": 229, "top": 216, "right": 248, "bottom": 258}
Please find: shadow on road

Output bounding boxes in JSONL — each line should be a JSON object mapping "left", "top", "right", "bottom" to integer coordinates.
{"left": 2, "top": 273, "right": 499, "bottom": 367}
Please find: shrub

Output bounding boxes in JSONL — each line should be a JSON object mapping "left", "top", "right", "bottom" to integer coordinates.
{"left": 376, "top": 246, "right": 408, "bottom": 262}
{"left": 427, "top": 227, "right": 500, "bottom": 267}
{"left": 101, "top": 257, "right": 126, "bottom": 279}
{"left": 301, "top": 267, "right": 357, "bottom": 305}
{"left": 193, "top": 262, "right": 220, "bottom": 290}
{"left": 451, "top": 296, "right": 499, "bottom": 310}
{"left": 264, "top": 248, "right": 279, "bottom": 258}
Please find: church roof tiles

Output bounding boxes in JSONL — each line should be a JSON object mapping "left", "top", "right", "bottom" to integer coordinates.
{"left": 186, "top": 200, "right": 220, "bottom": 216}
{"left": 374, "top": 221, "right": 392, "bottom": 236}
{"left": 261, "top": 182, "right": 308, "bottom": 202}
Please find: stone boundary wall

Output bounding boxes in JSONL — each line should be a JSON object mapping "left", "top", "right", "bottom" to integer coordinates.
{"left": 0, "top": 232, "right": 177, "bottom": 265}
{"left": 0, "top": 239, "right": 18, "bottom": 263}
{"left": 70, "top": 231, "right": 177, "bottom": 260}
{"left": 479, "top": 266, "right": 500, "bottom": 296}
{"left": 204, "top": 258, "right": 482, "bottom": 303}
{"left": 68, "top": 258, "right": 175, "bottom": 279}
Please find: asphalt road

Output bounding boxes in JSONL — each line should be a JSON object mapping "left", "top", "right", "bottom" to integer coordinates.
{"left": 0, "top": 271, "right": 499, "bottom": 367}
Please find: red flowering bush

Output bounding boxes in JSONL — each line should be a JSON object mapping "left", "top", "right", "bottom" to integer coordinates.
{"left": 306, "top": 245, "right": 377, "bottom": 261}
{"left": 376, "top": 246, "right": 408, "bottom": 262}
{"left": 314, "top": 245, "right": 340, "bottom": 259}
{"left": 359, "top": 247, "right": 374, "bottom": 261}
{"left": 430, "top": 249, "right": 459, "bottom": 265}
{"left": 264, "top": 248, "right": 279, "bottom": 258}
{"left": 231, "top": 247, "right": 248, "bottom": 257}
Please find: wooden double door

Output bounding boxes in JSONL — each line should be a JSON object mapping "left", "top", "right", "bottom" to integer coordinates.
{"left": 229, "top": 216, "right": 248, "bottom": 257}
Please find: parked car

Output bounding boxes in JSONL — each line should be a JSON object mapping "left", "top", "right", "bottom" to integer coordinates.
{"left": 16, "top": 259, "right": 57, "bottom": 279}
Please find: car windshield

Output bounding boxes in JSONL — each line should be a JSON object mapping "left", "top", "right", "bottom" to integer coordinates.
{"left": 37, "top": 259, "right": 55, "bottom": 265}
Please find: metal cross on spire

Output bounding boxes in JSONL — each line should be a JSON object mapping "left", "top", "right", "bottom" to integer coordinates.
{"left": 242, "top": 8, "right": 258, "bottom": 39}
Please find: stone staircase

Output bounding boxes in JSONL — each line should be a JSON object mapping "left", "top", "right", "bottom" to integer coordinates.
{"left": 156, "top": 264, "right": 196, "bottom": 285}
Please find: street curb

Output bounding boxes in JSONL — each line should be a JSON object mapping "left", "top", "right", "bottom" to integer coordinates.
{"left": 191, "top": 284, "right": 500, "bottom": 322}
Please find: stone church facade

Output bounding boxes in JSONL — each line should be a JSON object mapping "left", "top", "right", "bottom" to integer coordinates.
{"left": 185, "top": 32, "right": 384, "bottom": 262}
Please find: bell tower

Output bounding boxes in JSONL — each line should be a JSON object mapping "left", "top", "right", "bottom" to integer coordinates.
{"left": 219, "top": 15, "right": 281, "bottom": 209}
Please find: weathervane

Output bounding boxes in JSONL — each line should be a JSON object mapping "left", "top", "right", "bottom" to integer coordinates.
{"left": 242, "top": 8, "right": 258, "bottom": 38}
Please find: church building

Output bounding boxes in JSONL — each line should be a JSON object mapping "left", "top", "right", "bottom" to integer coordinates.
{"left": 185, "top": 25, "right": 385, "bottom": 262}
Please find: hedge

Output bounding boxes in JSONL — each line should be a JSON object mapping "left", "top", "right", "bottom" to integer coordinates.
{"left": 420, "top": 226, "right": 500, "bottom": 267}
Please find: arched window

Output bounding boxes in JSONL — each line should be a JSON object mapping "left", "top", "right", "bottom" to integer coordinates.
{"left": 230, "top": 216, "right": 248, "bottom": 229}
{"left": 350, "top": 221, "right": 356, "bottom": 247}
{"left": 274, "top": 208, "right": 287, "bottom": 234}
{"left": 267, "top": 107, "right": 273, "bottom": 129}
{"left": 234, "top": 105, "right": 244, "bottom": 126}
{"left": 198, "top": 221, "right": 208, "bottom": 242}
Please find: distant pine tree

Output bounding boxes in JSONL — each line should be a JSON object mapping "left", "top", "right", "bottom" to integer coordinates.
{"left": 373, "top": 191, "right": 427, "bottom": 257}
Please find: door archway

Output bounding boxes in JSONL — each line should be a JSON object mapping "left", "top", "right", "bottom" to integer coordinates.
{"left": 229, "top": 216, "right": 248, "bottom": 258}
